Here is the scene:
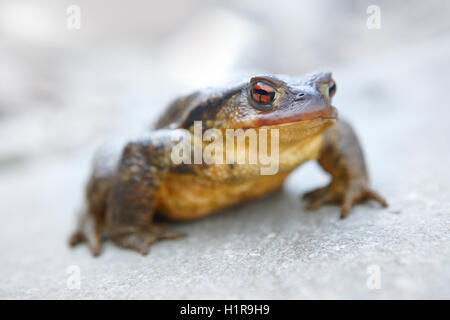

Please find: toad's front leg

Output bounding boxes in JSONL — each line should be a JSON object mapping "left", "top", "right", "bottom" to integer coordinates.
{"left": 303, "top": 120, "right": 388, "bottom": 218}
{"left": 68, "top": 130, "right": 186, "bottom": 256}
{"left": 105, "top": 134, "right": 186, "bottom": 255}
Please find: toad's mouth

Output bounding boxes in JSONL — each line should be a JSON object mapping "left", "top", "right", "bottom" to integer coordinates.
{"left": 269, "top": 105, "right": 338, "bottom": 126}
{"left": 262, "top": 118, "right": 337, "bottom": 143}
{"left": 269, "top": 117, "right": 336, "bottom": 130}
{"left": 232, "top": 105, "right": 338, "bottom": 130}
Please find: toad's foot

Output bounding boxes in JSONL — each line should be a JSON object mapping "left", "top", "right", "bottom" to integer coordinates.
{"left": 303, "top": 119, "right": 388, "bottom": 218}
{"left": 110, "top": 225, "right": 185, "bottom": 255}
{"left": 303, "top": 179, "right": 388, "bottom": 219}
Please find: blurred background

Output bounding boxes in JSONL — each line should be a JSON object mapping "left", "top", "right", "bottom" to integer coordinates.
{"left": 1, "top": 0, "right": 450, "bottom": 164}
{"left": 1, "top": 0, "right": 450, "bottom": 299}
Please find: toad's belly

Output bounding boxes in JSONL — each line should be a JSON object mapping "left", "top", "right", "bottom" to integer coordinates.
{"left": 155, "top": 172, "right": 289, "bottom": 220}
{"left": 155, "top": 133, "right": 324, "bottom": 220}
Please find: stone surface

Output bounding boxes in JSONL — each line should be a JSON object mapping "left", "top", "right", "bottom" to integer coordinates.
{"left": 1, "top": 1, "right": 450, "bottom": 300}
{"left": 1, "top": 36, "right": 450, "bottom": 299}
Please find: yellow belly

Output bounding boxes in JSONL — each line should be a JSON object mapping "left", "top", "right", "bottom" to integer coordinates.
{"left": 155, "top": 172, "right": 289, "bottom": 220}
{"left": 155, "top": 133, "right": 325, "bottom": 220}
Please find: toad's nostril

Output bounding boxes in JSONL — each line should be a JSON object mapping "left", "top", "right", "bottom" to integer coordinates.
{"left": 294, "top": 93, "right": 305, "bottom": 101}
{"left": 329, "top": 80, "right": 336, "bottom": 97}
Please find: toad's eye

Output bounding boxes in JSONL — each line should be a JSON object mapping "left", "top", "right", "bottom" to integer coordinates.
{"left": 329, "top": 80, "right": 336, "bottom": 97}
{"left": 250, "top": 81, "right": 275, "bottom": 106}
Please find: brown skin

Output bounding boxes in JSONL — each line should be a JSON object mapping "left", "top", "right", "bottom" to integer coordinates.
{"left": 69, "top": 72, "right": 387, "bottom": 256}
